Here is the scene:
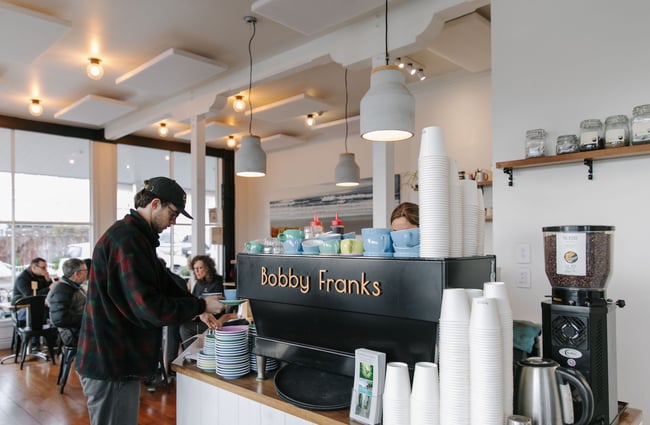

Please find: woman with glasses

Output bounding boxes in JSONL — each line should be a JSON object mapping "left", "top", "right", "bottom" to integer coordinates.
{"left": 179, "top": 255, "right": 234, "bottom": 349}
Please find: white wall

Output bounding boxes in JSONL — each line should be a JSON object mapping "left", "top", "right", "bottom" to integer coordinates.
{"left": 234, "top": 71, "right": 493, "bottom": 251}
{"left": 492, "top": 0, "right": 650, "bottom": 413}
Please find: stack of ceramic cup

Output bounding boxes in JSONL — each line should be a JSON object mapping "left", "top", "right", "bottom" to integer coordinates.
{"left": 448, "top": 158, "right": 464, "bottom": 257}
{"left": 469, "top": 297, "right": 504, "bottom": 425}
{"left": 382, "top": 362, "right": 411, "bottom": 425}
{"left": 461, "top": 179, "right": 480, "bottom": 256}
{"left": 484, "top": 282, "right": 513, "bottom": 417}
{"left": 418, "top": 126, "right": 450, "bottom": 258}
{"left": 391, "top": 227, "right": 420, "bottom": 258}
{"left": 438, "top": 288, "right": 470, "bottom": 425}
{"left": 410, "top": 362, "right": 440, "bottom": 425}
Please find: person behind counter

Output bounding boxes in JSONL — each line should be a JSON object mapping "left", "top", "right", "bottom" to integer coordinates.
{"left": 390, "top": 202, "right": 419, "bottom": 231}
{"left": 75, "top": 176, "right": 225, "bottom": 425}
{"left": 179, "top": 255, "right": 237, "bottom": 349}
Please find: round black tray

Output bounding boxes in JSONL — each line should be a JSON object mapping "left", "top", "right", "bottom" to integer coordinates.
{"left": 274, "top": 363, "right": 352, "bottom": 411}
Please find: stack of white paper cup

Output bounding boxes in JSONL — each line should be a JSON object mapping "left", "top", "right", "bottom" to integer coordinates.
{"left": 419, "top": 126, "right": 450, "bottom": 258}
{"left": 411, "top": 362, "right": 440, "bottom": 425}
{"left": 438, "top": 288, "right": 470, "bottom": 425}
{"left": 448, "top": 158, "right": 463, "bottom": 257}
{"left": 461, "top": 179, "right": 479, "bottom": 256}
{"left": 477, "top": 187, "right": 486, "bottom": 255}
{"left": 469, "top": 297, "right": 504, "bottom": 425}
{"left": 484, "top": 281, "right": 514, "bottom": 417}
{"left": 382, "top": 362, "right": 411, "bottom": 425}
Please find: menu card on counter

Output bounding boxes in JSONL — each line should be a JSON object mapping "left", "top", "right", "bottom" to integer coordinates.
{"left": 350, "top": 348, "right": 385, "bottom": 425}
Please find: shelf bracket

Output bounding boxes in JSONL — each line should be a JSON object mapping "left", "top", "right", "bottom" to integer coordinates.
{"left": 584, "top": 159, "right": 593, "bottom": 180}
{"left": 503, "top": 167, "right": 513, "bottom": 186}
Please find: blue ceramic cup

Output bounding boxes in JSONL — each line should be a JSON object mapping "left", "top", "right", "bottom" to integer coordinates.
{"left": 301, "top": 239, "right": 323, "bottom": 255}
{"left": 282, "top": 238, "right": 303, "bottom": 254}
{"left": 390, "top": 228, "right": 420, "bottom": 248}
{"left": 361, "top": 228, "right": 393, "bottom": 256}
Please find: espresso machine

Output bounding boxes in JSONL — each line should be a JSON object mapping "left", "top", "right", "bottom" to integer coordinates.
{"left": 540, "top": 226, "right": 625, "bottom": 425}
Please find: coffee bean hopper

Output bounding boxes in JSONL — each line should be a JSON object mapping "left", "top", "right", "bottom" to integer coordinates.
{"left": 540, "top": 225, "right": 625, "bottom": 425}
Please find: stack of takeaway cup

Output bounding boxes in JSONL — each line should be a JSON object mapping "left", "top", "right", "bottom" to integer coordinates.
{"left": 448, "top": 157, "right": 464, "bottom": 257}
{"left": 418, "top": 126, "right": 450, "bottom": 258}
{"left": 461, "top": 179, "right": 480, "bottom": 256}
{"left": 484, "top": 281, "right": 514, "bottom": 417}
{"left": 438, "top": 288, "right": 471, "bottom": 425}
{"left": 382, "top": 362, "right": 411, "bottom": 425}
{"left": 477, "top": 186, "right": 486, "bottom": 255}
{"left": 469, "top": 297, "right": 504, "bottom": 425}
{"left": 410, "top": 362, "right": 440, "bottom": 425}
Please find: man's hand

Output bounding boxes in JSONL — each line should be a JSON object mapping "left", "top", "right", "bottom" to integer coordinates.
{"left": 198, "top": 312, "right": 220, "bottom": 329}
{"left": 202, "top": 295, "right": 225, "bottom": 315}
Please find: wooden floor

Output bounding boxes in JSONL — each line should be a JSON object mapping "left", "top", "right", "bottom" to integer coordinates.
{"left": 0, "top": 348, "right": 176, "bottom": 425}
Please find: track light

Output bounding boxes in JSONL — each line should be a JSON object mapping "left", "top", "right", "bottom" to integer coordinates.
{"left": 227, "top": 135, "right": 237, "bottom": 148}
{"left": 417, "top": 68, "right": 426, "bottom": 81}
{"left": 158, "top": 122, "right": 169, "bottom": 137}
{"left": 86, "top": 57, "right": 104, "bottom": 80}
{"left": 29, "top": 99, "right": 43, "bottom": 116}
{"left": 306, "top": 114, "right": 315, "bottom": 126}
{"left": 395, "top": 57, "right": 405, "bottom": 69}
{"left": 233, "top": 95, "right": 246, "bottom": 112}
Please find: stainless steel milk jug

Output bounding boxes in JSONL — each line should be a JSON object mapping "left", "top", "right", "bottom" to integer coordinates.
{"left": 514, "top": 357, "right": 593, "bottom": 425}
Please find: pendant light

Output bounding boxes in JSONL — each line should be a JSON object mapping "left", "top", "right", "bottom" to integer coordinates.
{"left": 86, "top": 57, "right": 104, "bottom": 80}
{"left": 359, "top": 0, "right": 415, "bottom": 142}
{"left": 235, "top": 16, "right": 266, "bottom": 178}
{"left": 29, "top": 99, "right": 43, "bottom": 116}
{"left": 335, "top": 68, "right": 360, "bottom": 187}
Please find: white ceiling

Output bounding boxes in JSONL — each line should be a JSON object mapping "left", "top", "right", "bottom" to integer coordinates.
{"left": 0, "top": 0, "right": 491, "bottom": 150}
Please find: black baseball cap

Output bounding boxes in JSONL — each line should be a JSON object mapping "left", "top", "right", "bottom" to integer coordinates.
{"left": 143, "top": 177, "right": 193, "bottom": 219}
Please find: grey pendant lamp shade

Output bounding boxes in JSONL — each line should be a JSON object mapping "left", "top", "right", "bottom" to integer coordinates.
{"left": 360, "top": 65, "right": 415, "bottom": 142}
{"left": 235, "top": 135, "right": 266, "bottom": 177}
{"left": 235, "top": 15, "right": 266, "bottom": 177}
{"left": 335, "top": 152, "right": 360, "bottom": 186}
{"left": 359, "top": 0, "right": 415, "bottom": 142}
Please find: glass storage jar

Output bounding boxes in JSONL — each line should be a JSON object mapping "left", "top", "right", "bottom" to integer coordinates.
{"left": 631, "top": 104, "right": 650, "bottom": 145}
{"left": 525, "top": 129, "right": 546, "bottom": 158}
{"left": 556, "top": 134, "right": 579, "bottom": 154}
{"left": 579, "top": 119, "right": 603, "bottom": 151}
{"left": 604, "top": 115, "right": 629, "bottom": 148}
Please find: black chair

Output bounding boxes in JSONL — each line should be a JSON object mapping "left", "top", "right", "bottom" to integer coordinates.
{"left": 13, "top": 295, "right": 58, "bottom": 369}
{"left": 57, "top": 344, "right": 76, "bottom": 394}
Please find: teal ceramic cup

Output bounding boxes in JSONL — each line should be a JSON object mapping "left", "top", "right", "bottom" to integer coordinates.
{"left": 361, "top": 228, "right": 393, "bottom": 255}
{"left": 319, "top": 239, "right": 340, "bottom": 255}
{"left": 224, "top": 289, "right": 237, "bottom": 300}
{"left": 340, "top": 238, "right": 364, "bottom": 255}
{"left": 277, "top": 229, "right": 305, "bottom": 242}
{"left": 245, "top": 240, "right": 264, "bottom": 253}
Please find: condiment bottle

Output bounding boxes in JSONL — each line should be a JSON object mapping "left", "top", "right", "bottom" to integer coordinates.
{"left": 604, "top": 115, "right": 629, "bottom": 148}
{"left": 579, "top": 119, "right": 604, "bottom": 151}
{"left": 310, "top": 214, "right": 323, "bottom": 238}
{"left": 330, "top": 213, "right": 344, "bottom": 234}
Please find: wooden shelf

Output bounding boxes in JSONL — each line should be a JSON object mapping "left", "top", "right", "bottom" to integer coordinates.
{"left": 495, "top": 144, "right": 650, "bottom": 186}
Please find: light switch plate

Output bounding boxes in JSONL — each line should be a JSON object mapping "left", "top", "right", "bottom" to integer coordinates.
{"left": 516, "top": 243, "right": 530, "bottom": 264}
{"left": 516, "top": 266, "right": 531, "bottom": 288}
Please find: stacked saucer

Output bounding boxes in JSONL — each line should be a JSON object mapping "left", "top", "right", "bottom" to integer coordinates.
{"left": 248, "top": 324, "right": 279, "bottom": 373}
{"left": 215, "top": 326, "right": 250, "bottom": 379}
{"left": 197, "top": 332, "right": 216, "bottom": 372}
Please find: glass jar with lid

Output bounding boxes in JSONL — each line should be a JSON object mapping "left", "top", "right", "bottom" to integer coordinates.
{"left": 579, "top": 119, "right": 604, "bottom": 151}
{"left": 604, "top": 115, "right": 629, "bottom": 148}
{"left": 631, "top": 104, "right": 650, "bottom": 145}
{"left": 525, "top": 129, "right": 546, "bottom": 158}
{"left": 556, "top": 134, "right": 579, "bottom": 155}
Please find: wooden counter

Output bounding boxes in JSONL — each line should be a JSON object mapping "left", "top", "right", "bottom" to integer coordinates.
{"left": 173, "top": 360, "right": 643, "bottom": 425}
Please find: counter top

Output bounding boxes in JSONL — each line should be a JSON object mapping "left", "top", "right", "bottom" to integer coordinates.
{"left": 172, "top": 360, "right": 352, "bottom": 425}
{"left": 173, "top": 360, "right": 643, "bottom": 425}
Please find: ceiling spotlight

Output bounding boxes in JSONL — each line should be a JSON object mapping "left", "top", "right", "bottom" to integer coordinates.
{"left": 395, "top": 57, "right": 405, "bottom": 69}
{"left": 233, "top": 95, "right": 246, "bottom": 112}
{"left": 29, "top": 99, "right": 43, "bottom": 116}
{"left": 86, "top": 57, "right": 104, "bottom": 80}
{"left": 407, "top": 63, "right": 417, "bottom": 76}
{"left": 306, "top": 114, "right": 315, "bottom": 126}
{"left": 417, "top": 68, "right": 426, "bottom": 81}
{"left": 227, "top": 135, "right": 237, "bottom": 148}
{"left": 158, "top": 122, "right": 169, "bottom": 137}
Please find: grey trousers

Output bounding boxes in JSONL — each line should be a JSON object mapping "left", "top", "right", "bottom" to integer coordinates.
{"left": 79, "top": 375, "right": 140, "bottom": 425}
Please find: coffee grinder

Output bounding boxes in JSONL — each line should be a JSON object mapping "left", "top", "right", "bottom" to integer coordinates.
{"left": 541, "top": 226, "right": 625, "bottom": 425}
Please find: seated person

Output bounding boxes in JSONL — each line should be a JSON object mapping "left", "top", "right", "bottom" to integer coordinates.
{"left": 12, "top": 257, "right": 54, "bottom": 324}
{"left": 179, "top": 255, "right": 235, "bottom": 348}
{"left": 47, "top": 258, "right": 88, "bottom": 347}
{"left": 390, "top": 202, "right": 419, "bottom": 231}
